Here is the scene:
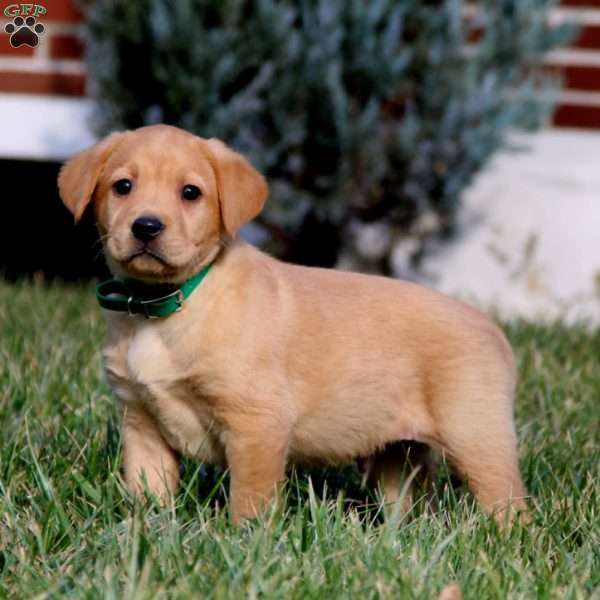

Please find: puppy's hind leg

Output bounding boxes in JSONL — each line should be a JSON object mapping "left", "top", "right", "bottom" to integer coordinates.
{"left": 363, "top": 441, "right": 435, "bottom": 518}
{"left": 434, "top": 390, "right": 529, "bottom": 527}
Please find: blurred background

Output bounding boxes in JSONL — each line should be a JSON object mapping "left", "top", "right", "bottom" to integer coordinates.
{"left": 1, "top": 0, "right": 598, "bottom": 323}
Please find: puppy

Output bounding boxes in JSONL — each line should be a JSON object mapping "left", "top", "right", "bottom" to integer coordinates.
{"left": 58, "top": 125, "right": 528, "bottom": 524}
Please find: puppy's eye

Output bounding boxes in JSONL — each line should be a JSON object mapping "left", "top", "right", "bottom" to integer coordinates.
{"left": 182, "top": 184, "right": 202, "bottom": 201}
{"left": 113, "top": 179, "right": 132, "bottom": 195}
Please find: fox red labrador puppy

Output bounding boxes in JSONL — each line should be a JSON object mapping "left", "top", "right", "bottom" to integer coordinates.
{"left": 59, "top": 125, "right": 528, "bottom": 524}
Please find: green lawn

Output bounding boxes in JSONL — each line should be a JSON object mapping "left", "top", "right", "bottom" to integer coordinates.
{"left": 0, "top": 280, "right": 598, "bottom": 599}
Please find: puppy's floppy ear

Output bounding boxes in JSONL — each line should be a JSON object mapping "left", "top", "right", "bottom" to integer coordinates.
{"left": 58, "top": 132, "right": 126, "bottom": 223}
{"left": 206, "top": 139, "right": 268, "bottom": 238}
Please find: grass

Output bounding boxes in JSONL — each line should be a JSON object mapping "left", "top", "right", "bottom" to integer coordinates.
{"left": 0, "top": 279, "right": 598, "bottom": 599}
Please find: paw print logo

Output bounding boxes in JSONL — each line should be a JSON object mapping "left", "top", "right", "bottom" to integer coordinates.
{"left": 5, "top": 16, "right": 45, "bottom": 48}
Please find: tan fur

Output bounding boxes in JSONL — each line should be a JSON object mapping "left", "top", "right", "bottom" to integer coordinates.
{"left": 59, "top": 125, "right": 528, "bottom": 525}
{"left": 439, "top": 583, "right": 462, "bottom": 600}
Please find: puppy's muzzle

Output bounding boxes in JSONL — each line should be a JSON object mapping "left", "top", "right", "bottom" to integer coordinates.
{"left": 131, "top": 215, "right": 165, "bottom": 242}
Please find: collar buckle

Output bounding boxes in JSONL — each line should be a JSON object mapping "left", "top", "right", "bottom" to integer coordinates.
{"left": 137, "top": 288, "right": 185, "bottom": 319}
{"left": 171, "top": 289, "right": 185, "bottom": 313}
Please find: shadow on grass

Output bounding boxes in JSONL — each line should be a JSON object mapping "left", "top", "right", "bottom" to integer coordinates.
{"left": 101, "top": 417, "right": 468, "bottom": 525}
{"left": 175, "top": 455, "right": 467, "bottom": 526}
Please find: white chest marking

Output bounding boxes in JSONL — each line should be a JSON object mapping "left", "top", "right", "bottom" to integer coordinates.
{"left": 108, "top": 322, "right": 225, "bottom": 465}
{"left": 127, "top": 323, "right": 176, "bottom": 386}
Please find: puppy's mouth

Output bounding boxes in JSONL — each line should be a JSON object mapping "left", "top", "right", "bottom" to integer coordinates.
{"left": 106, "top": 236, "right": 198, "bottom": 281}
{"left": 125, "top": 247, "right": 172, "bottom": 267}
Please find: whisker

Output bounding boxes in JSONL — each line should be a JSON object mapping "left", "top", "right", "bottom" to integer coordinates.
{"left": 93, "top": 247, "right": 106, "bottom": 262}
{"left": 92, "top": 232, "right": 111, "bottom": 250}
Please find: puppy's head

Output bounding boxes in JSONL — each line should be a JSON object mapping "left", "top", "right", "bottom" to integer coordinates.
{"left": 58, "top": 125, "right": 267, "bottom": 282}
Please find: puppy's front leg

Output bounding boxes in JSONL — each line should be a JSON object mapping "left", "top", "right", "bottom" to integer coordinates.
{"left": 121, "top": 404, "right": 180, "bottom": 502}
{"left": 225, "top": 427, "right": 290, "bottom": 524}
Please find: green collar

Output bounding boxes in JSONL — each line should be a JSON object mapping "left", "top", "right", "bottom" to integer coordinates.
{"left": 96, "top": 263, "right": 213, "bottom": 319}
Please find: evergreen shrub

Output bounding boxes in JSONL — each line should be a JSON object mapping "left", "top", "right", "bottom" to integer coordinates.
{"left": 85, "top": 0, "right": 572, "bottom": 272}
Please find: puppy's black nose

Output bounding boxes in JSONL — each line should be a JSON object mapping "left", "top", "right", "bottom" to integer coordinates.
{"left": 131, "top": 216, "right": 165, "bottom": 242}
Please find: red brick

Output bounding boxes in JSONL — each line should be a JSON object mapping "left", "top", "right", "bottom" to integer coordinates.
{"left": 553, "top": 102, "right": 600, "bottom": 127}
{"left": 49, "top": 34, "right": 84, "bottom": 59}
{"left": 563, "top": 64, "right": 600, "bottom": 91}
{"left": 0, "top": 70, "right": 86, "bottom": 95}
{"left": 0, "top": 31, "right": 35, "bottom": 55}
{"left": 547, "top": 64, "right": 600, "bottom": 91}
{"left": 560, "top": 0, "right": 600, "bottom": 6}
{"left": 44, "top": 0, "right": 82, "bottom": 21}
{"left": 466, "top": 24, "right": 483, "bottom": 44}
{"left": 572, "top": 25, "right": 600, "bottom": 50}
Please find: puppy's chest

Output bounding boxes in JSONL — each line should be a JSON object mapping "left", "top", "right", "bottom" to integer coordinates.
{"left": 104, "top": 321, "right": 225, "bottom": 464}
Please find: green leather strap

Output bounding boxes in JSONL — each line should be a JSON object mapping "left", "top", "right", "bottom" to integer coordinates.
{"left": 96, "top": 263, "right": 213, "bottom": 319}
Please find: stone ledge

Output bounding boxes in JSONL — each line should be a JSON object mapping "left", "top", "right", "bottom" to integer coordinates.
{"left": 418, "top": 128, "right": 600, "bottom": 325}
{"left": 0, "top": 93, "right": 96, "bottom": 160}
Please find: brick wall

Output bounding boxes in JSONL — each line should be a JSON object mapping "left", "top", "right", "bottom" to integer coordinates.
{"left": 550, "top": 0, "right": 600, "bottom": 127}
{"left": 1, "top": 0, "right": 600, "bottom": 129}
{"left": 0, "top": 0, "right": 85, "bottom": 97}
